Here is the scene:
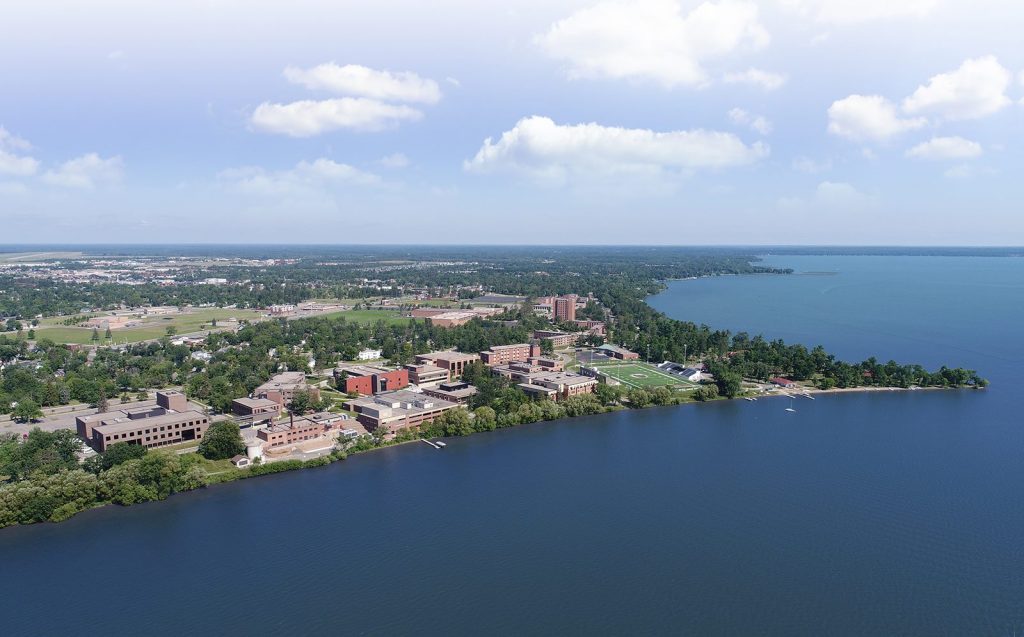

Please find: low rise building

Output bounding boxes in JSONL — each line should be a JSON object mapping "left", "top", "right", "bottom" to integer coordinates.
{"left": 405, "top": 363, "right": 450, "bottom": 387}
{"left": 421, "top": 380, "right": 478, "bottom": 404}
{"left": 231, "top": 397, "right": 281, "bottom": 426}
{"left": 254, "top": 371, "right": 320, "bottom": 407}
{"left": 347, "top": 390, "right": 462, "bottom": 432}
{"left": 356, "top": 348, "right": 383, "bottom": 360}
{"left": 597, "top": 344, "right": 640, "bottom": 360}
{"left": 415, "top": 351, "right": 481, "bottom": 377}
{"left": 517, "top": 371, "right": 598, "bottom": 401}
{"left": 533, "top": 330, "right": 582, "bottom": 348}
{"left": 77, "top": 390, "right": 210, "bottom": 452}
{"left": 479, "top": 342, "right": 541, "bottom": 366}
{"left": 333, "top": 364, "right": 409, "bottom": 395}
{"left": 257, "top": 413, "right": 324, "bottom": 448}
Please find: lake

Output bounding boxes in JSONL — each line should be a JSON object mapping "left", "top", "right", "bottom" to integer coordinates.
{"left": 2, "top": 255, "right": 1022, "bottom": 635}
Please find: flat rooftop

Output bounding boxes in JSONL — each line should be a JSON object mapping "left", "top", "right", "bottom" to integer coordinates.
{"left": 93, "top": 409, "right": 208, "bottom": 435}
{"left": 233, "top": 397, "right": 279, "bottom": 408}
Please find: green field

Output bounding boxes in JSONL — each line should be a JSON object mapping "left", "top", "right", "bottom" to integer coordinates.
{"left": 591, "top": 362, "right": 698, "bottom": 390}
{"left": 23, "top": 308, "right": 265, "bottom": 344}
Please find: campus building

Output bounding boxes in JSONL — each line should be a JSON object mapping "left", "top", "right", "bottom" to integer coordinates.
{"left": 554, "top": 294, "right": 578, "bottom": 322}
{"left": 404, "top": 363, "right": 450, "bottom": 387}
{"left": 257, "top": 413, "right": 323, "bottom": 448}
{"left": 231, "top": 397, "right": 281, "bottom": 426}
{"left": 533, "top": 330, "right": 583, "bottom": 348}
{"left": 517, "top": 371, "right": 598, "bottom": 401}
{"left": 254, "top": 371, "right": 320, "bottom": 407}
{"left": 333, "top": 364, "right": 409, "bottom": 395}
{"left": 596, "top": 344, "right": 640, "bottom": 360}
{"left": 77, "top": 390, "right": 210, "bottom": 452}
{"left": 421, "top": 380, "right": 479, "bottom": 404}
{"left": 479, "top": 342, "right": 541, "bottom": 367}
{"left": 347, "top": 390, "right": 462, "bottom": 432}
{"left": 414, "top": 351, "right": 481, "bottom": 377}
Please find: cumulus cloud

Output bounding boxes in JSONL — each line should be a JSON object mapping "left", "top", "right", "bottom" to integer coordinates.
{"left": 536, "top": 0, "right": 769, "bottom": 88}
{"left": 781, "top": 0, "right": 936, "bottom": 24}
{"left": 220, "top": 158, "right": 382, "bottom": 197}
{"left": 282, "top": 63, "right": 442, "bottom": 104}
{"left": 728, "top": 108, "right": 772, "bottom": 134}
{"left": 251, "top": 98, "right": 423, "bottom": 136}
{"left": 0, "top": 149, "right": 39, "bottom": 177}
{"left": 827, "top": 94, "right": 925, "bottom": 142}
{"left": 0, "top": 127, "right": 32, "bottom": 151}
{"left": 778, "top": 180, "right": 875, "bottom": 211}
{"left": 0, "top": 127, "right": 38, "bottom": 177}
{"left": 722, "top": 68, "right": 786, "bottom": 90}
{"left": 902, "top": 56, "right": 1012, "bottom": 121}
{"left": 41, "top": 153, "right": 123, "bottom": 188}
{"left": 906, "top": 136, "right": 982, "bottom": 160}
{"left": 465, "top": 115, "right": 768, "bottom": 185}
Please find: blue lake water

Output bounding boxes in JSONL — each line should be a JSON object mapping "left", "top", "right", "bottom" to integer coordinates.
{"left": 2, "top": 255, "right": 1023, "bottom": 635}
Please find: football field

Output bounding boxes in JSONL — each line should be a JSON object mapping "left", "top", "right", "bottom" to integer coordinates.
{"left": 591, "top": 362, "right": 698, "bottom": 389}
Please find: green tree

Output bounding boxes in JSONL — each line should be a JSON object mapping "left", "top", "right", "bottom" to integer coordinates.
{"left": 166, "top": 326, "right": 177, "bottom": 336}
{"left": 693, "top": 385, "right": 719, "bottom": 401}
{"left": 91, "top": 327, "right": 99, "bottom": 342}
{"left": 472, "top": 405, "right": 496, "bottom": 431}
{"left": 84, "top": 442, "right": 148, "bottom": 474}
{"left": 197, "top": 421, "right": 245, "bottom": 460}
{"left": 435, "top": 408, "right": 473, "bottom": 436}
{"left": 27, "top": 329, "right": 35, "bottom": 340}
{"left": 11, "top": 399, "right": 43, "bottom": 423}
{"left": 289, "top": 389, "right": 313, "bottom": 415}
{"left": 715, "top": 371, "right": 743, "bottom": 398}
{"left": 104, "top": 327, "right": 113, "bottom": 341}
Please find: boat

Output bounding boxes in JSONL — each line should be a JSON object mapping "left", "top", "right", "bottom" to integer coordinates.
{"left": 785, "top": 398, "right": 796, "bottom": 412}
{"left": 435, "top": 441, "right": 446, "bottom": 448}
{"left": 744, "top": 397, "right": 756, "bottom": 402}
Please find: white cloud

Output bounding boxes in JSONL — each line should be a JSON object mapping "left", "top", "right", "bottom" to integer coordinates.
{"left": 781, "top": 0, "right": 937, "bottom": 24}
{"left": 536, "top": 0, "right": 769, "bottom": 88}
{"left": 906, "top": 136, "right": 982, "bottom": 160}
{"left": 778, "top": 180, "right": 875, "bottom": 211}
{"left": 282, "top": 63, "right": 441, "bottom": 104}
{"left": 728, "top": 107, "right": 772, "bottom": 134}
{"left": 378, "top": 153, "right": 410, "bottom": 168}
{"left": 251, "top": 98, "right": 422, "bottom": 136}
{"left": 465, "top": 115, "right": 768, "bottom": 185}
{"left": 445, "top": 77, "right": 461, "bottom": 88}
{"left": 0, "top": 127, "right": 32, "bottom": 151}
{"left": 0, "top": 181, "right": 29, "bottom": 196}
{"left": 722, "top": 68, "right": 786, "bottom": 90}
{"left": 902, "top": 56, "right": 1012, "bottom": 121}
{"left": 792, "top": 156, "right": 832, "bottom": 173}
{"left": 0, "top": 149, "right": 39, "bottom": 177}
{"left": 220, "top": 158, "right": 382, "bottom": 196}
{"left": 41, "top": 153, "right": 123, "bottom": 188}
{"left": 827, "top": 94, "right": 925, "bottom": 142}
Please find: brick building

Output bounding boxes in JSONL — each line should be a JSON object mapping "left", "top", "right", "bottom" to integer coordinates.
{"left": 254, "top": 371, "right": 320, "bottom": 406}
{"left": 77, "top": 390, "right": 210, "bottom": 452}
{"left": 347, "top": 390, "right": 462, "bottom": 433}
{"left": 414, "top": 351, "right": 481, "bottom": 377}
{"left": 479, "top": 342, "right": 541, "bottom": 366}
{"left": 333, "top": 364, "right": 409, "bottom": 395}
{"left": 231, "top": 397, "right": 281, "bottom": 425}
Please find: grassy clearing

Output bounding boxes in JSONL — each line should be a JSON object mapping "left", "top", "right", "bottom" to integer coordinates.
{"left": 591, "top": 362, "right": 698, "bottom": 389}
{"left": 28, "top": 308, "right": 264, "bottom": 344}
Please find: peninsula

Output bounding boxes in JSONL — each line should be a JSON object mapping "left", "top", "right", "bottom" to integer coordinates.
{"left": 0, "top": 246, "right": 986, "bottom": 528}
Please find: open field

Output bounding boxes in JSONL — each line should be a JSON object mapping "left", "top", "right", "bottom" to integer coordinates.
{"left": 0, "top": 251, "right": 83, "bottom": 263}
{"left": 590, "top": 361, "right": 699, "bottom": 390}
{"left": 22, "top": 308, "right": 265, "bottom": 344}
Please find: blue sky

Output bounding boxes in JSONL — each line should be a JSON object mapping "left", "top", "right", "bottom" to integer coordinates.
{"left": 1, "top": 0, "right": 1023, "bottom": 245}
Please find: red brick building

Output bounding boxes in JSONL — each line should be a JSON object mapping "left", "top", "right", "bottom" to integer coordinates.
{"left": 333, "top": 364, "right": 409, "bottom": 395}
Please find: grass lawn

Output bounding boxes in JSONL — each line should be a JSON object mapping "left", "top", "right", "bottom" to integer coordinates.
{"left": 28, "top": 308, "right": 264, "bottom": 344}
{"left": 591, "top": 362, "right": 699, "bottom": 390}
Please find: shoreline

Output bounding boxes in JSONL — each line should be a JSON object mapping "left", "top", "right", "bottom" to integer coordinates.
{"left": 0, "top": 382, "right": 981, "bottom": 532}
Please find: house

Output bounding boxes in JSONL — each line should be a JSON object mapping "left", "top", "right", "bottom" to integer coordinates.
{"left": 230, "top": 455, "right": 251, "bottom": 468}
{"left": 770, "top": 377, "right": 796, "bottom": 388}
{"left": 356, "top": 348, "right": 383, "bottom": 361}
